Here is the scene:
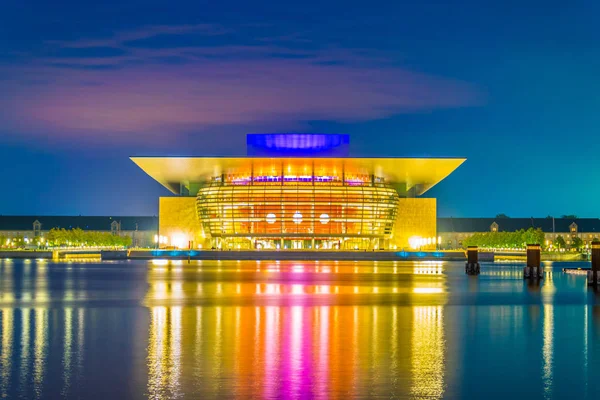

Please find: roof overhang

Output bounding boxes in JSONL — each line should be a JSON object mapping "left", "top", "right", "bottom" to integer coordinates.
{"left": 131, "top": 157, "right": 465, "bottom": 195}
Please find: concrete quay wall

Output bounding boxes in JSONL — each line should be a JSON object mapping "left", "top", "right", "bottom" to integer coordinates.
{"left": 0, "top": 251, "right": 53, "bottom": 259}
{"left": 0, "top": 249, "right": 497, "bottom": 262}
{"left": 127, "top": 249, "right": 475, "bottom": 262}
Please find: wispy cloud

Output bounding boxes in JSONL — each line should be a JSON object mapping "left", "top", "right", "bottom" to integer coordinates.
{"left": 0, "top": 24, "right": 483, "bottom": 144}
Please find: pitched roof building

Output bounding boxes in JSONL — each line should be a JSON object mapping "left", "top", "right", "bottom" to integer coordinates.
{"left": 437, "top": 217, "right": 600, "bottom": 249}
{"left": 0, "top": 216, "right": 158, "bottom": 247}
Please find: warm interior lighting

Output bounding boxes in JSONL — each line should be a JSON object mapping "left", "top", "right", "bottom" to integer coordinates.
{"left": 409, "top": 236, "right": 421, "bottom": 249}
{"left": 266, "top": 213, "right": 276, "bottom": 224}
{"left": 171, "top": 234, "right": 187, "bottom": 249}
{"left": 157, "top": 235, "right": 168, "bottom": 245}
{"left": 293, "top": 212, "right": 303, "bottom": 224}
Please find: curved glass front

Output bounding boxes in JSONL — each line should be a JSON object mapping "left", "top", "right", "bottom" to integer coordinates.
{"left": 197, "top": 184, "right": 399, "bottom": 250}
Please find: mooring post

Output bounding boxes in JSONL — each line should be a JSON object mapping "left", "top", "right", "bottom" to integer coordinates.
{"left": 587, "top": 241, "right": 600, "bottom": 286}
{"left": 465, "top": 246, "right": 480, "bottom": 275}
{"left": 524, "top": 244, "right": 543, "bottom": 279}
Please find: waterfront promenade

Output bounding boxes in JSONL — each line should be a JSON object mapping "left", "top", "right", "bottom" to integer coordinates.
{"left": 0, "top": 249, "right": 474, "bottom": 261}
{"left": 0, "top": 248, "right": 585, "bottom": 262}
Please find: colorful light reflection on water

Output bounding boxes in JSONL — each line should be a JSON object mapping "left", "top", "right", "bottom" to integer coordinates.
{"left": 1, "top": 259, "right": 600, "bottom": 399}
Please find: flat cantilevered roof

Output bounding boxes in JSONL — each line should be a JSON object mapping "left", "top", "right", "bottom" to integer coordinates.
{"left": 132, "top": 157, "right": 465, "bottom": 195}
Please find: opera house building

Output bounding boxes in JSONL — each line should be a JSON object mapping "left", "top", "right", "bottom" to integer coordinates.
{"left": 132, "top": 134, "right": 464, "bottom": 251}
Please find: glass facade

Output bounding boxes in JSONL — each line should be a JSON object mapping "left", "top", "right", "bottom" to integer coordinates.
{"left": 197, "top": 182, "right": 399, "bottom": 250}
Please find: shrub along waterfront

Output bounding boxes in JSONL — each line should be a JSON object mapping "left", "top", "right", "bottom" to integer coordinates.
{"left": 46, "top": 228, "right": 132, "bottom": 248}
{"left": 1, "top": 228, "right": 132, "bottom": 249}
{"left": 463, "top": 228, "right": 546, "bottom": 249}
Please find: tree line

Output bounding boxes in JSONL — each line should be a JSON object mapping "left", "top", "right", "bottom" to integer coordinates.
{"left": 462, "top": 228, "right": 546, "bottom": 249}
{"left": 0, "top": 228, "right": 132, "bottom": 248}
{"left": 462, "top": 228, "right": 592, "bottom": 251}
{"left": 46, "top": 228, "right": 132, "bottom": 247}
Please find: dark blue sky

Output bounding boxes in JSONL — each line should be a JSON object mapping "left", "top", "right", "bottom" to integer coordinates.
{"left": 1, "top": 0, "right": 598, "bottom": 217}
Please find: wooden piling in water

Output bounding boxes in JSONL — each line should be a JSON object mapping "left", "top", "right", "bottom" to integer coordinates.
{"left": 523, "top": 244, "right": 543, "bottom": 279}
{"left": 465, "top": 246, "right": 480, "bottom": 275}
{"left": 587, "top": 241, "right": 600, "bottom": 285}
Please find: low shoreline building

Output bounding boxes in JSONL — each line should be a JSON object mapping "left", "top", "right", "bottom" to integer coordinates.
{"left": 437, "top": 217, "right": 600, "bottom": 249}
{"left": 0, "top": 216, "right": 158, "bottom": 248}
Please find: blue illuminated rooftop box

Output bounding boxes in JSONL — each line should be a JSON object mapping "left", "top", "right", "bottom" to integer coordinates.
{"left": 246, "top": 133, "right": 350, "bottom": 157}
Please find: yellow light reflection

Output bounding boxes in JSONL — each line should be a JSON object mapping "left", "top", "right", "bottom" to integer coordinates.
{"left": 33, "top": 308, "right": 47, "bottom": 398}
{"left": 77, "top": 309, "right": 85, "bottom": 376}
{"left": 413, "top": 288, "right": 444, "bottom": 294}
{"left": 62, "top": 308, "right": 73, "bottom": 396}
{"left": 140, "top": 260, "right": 451, "bottom": 398}
{"left": 542, "top": 304, "right": 553, "bottom": 398}
{"left": 147, "top": 306, "right": 167, "bottom": 398}
{"left": 541, "top": 264, "right": 555, "bottom": 399}
{"left": 411, "top": 306, "right": 445, "bottom": 399}
{"left": 19, "top": 309, "right": 31, "bottom": 394}
{"left": 1, "top": 309, "right": 13, "bottom": 398}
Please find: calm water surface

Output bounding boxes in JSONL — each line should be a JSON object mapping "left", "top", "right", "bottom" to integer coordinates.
{"left": 1, "top": 259, "right": 600, "bottom": 399}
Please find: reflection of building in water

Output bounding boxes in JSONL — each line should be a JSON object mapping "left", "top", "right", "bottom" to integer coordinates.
{"left": 1, "top": 309, "right": 13, "bottom": 398}
{"left": 33, "top": 308, "right": 48, "bottom": 398}
{"left": 412, "top": 306, "right": 445, "bottom": 398}
{"left": 19, "top": 309, "right": 30, "bottom": 395}
{"left": 0, "top": 308, "right": 51, "bottom": 399}
{"left": 541, "top": 269, "right": 554, "bottom": 399}
{"left": 144, "top": 270, "right": 449, "bottom": 398}
{"left": 542, "top": 304, "right": 553, "bottom": 398}
{"left": 62, "top": 308, "right": 73, "bottom": 397}
{"left": 0, "top": 292, "right": 86, "bottom": 399}
{"left": 147, "top": 306, "right": 183, "bottom": 399}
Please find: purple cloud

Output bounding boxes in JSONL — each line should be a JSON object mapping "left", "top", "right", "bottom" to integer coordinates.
{"left": 0, "top": 25, "right": 483, "bottom": 144}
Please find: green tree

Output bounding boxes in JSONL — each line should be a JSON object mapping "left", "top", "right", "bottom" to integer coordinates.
{"left": 47, "top": 228, "right": 69, "bottom": 247}
{"left": 45, "top": 228, "right": 132, "bottom": 248}
{"left": 522, "top": 227, "right": 545, "bottom": 247}
{"left": 554, "top": 235, "right": 566, "bottom": 249}
{"left": 464, "top": 228, "right": 546, "bottom": 250}
{"left": 120, "top": 235, "right": 133, "bottom": 247}
{"left": 510, "top": 230, "right": 523, "bottom": 248}
{"left": 561, "top": 215, "right": 578, "bottom": 219}
{"left": 12, "top": 235, "right": 25, "bottom": 248}
{"left": 495, "top": 213, "right": 510, "bottom": 219}
{"left": 571, "top": 236, "right": 583, "bottom": 251}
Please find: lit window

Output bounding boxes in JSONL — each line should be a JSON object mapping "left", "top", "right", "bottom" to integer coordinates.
{"left": 293, "top": 212, "right": 303, "bottom": 224}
